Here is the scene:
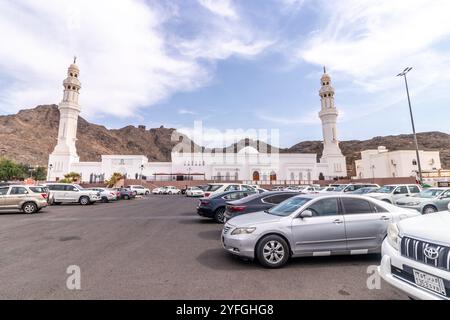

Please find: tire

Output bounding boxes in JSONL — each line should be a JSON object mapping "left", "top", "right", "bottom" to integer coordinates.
{"left": 256, "top": 235, "right": 290, "bottom": 268}
{"left": 145, "top": 191, "right": 150, "bottom": 196}
{"left": 124, "top": 195, "right": 130, "bottom": 200}
{"left": 102, "top": 196, "right": 109, "bottom": 203}
{"left": 79, "top": 196, "right": 90, "bottom": 206}
{"left": 423, "top": 205, "right": 437, "bottom": 214}
{"left": 214, "top": 207, "right": 226, "bottom": 224}
{"left": 23, "top": 202, "right": 38, "bottom": 214}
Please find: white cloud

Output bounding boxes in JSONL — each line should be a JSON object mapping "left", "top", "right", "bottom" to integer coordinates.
{"left": 197, "top": 0, "right": 237, "bottom": 19}
{"left": 297, "top": 0, "right": 450, "bottom": 96}
{"left": 0, "top": 0, "right": 271, "bottom": 118}
{"left": 257, "top": 112, "right": 320, "bottom": 125}
{"left": 178, "top": 109, "right": 197, "bottom": 115}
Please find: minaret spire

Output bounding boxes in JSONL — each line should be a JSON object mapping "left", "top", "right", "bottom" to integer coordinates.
{"left": 323, "top": 66, "right": 326, "bottom": 74}
{"left": 73, "top": 56, "right": 77, "bottom": 64}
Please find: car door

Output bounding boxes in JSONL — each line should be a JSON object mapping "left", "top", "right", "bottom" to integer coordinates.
{"left": 4, "top": 186, "right": 29, "bottom": 209}
{"left": 50, "top": 185, "right": 65, "bottom": 202}
{"left": 392, "top": 186, "right": 409, "bottom": 202}
{"left": 408, "top": 185, "right": 421, "bottom": 196}
{"left": 291, "top": 197, "right": 347, "bottom": 255}
{"left": 64, "top": 185, "right": 79, "bottom": 202}
{"left": 0, "top": 187, "right": 9, "bottom": 207}
{"left": 342, "top": 197, "right": 392, "bottom": 251}
{"left": 435, "top": 190, "right": 450, "bottom": 211}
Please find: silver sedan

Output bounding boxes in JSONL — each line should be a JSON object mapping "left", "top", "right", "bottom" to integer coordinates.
{"left": 222, "top": 194, "right": 420, "bottom": 268}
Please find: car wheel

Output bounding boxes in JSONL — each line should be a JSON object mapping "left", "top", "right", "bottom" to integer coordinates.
{"left": 23, "top": 202, "right": 38, "bottom": 214}
{"left": 102, "top": 196, "right": 109, "bottom": 203}
{"left": 145, "top": 191, "right": 150, "bottom": 195}
{"left": 79, "top": 196, "right": 90, "bottom": 206}
{"left": 256, "top": 235, "right": 290, "bottom": 268}
{"left": 423, "top": 205, "right": 437, "bottom": 214}
{"left": 214, "top": 207, "right": 226, "bottom": 223}
{"left": 124, "top": 195, "right": 130, "bottom": 200}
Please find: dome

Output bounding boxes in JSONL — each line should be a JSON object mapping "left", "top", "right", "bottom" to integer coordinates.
{"left": 69, "top": 63, "right": 79, "bottom": 71}
{"left": 238, "top": 146, "right": 259, "bottom": 155}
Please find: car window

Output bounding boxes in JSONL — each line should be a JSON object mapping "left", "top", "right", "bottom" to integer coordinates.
{"left": 241, "top": 185, "right": 253, "bottom": 191}
{"left": 10, "top": 187, "right": 28, "bottom": 195}
{"left": 0, "top": 187, "right": 9, "bottom": 195}
{"left": 394, "top": 186, "right": 408, "bottom": 194}
{"left": 342, "top": 198, "right": 374, "bottom": 214}
{"left": 371, "top": 202, "right": 389, "bottom": 213}
{"left": 223, "top": 192, "right": 243, "bottom": 200}
{"left": 225, "top": 185, "right": 240, "bottom": 192}
{"left": 441, "top": 191, "right": 450, "bottom": 199}
{"left": 263, "top": 194, "right": 295, "bottom": 205}
{"left": 29, "top": 187, "right": 46, "bottom": 193}
{"left": 268, "top": 197, "right": 311, "bottom": 216}
{"left": 408, "top": 186, "right": 421, "bottom": 193}
{"left": 206, "top": 185, "right": 223, "bottom": 192}
{"left": 307, "top": 198, "right": 339, "bottom": 216}
{"left": 65, "top": 185, "right": 77, "bottom": 191}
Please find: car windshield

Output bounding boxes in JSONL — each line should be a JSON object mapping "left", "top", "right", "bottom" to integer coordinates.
{"left": 267, "top": 197, "right": 311, "bottom": 216}
{"left": 376, "top": 186, "right": 396, "bottom": 193}
{"left": 333, "top": 185, "right": 347, "bottom": 192}
{"left": 417, "top": 189, "right": 445, "bottom": 198}
{"left": 74, "top": 184, "right": 84, "bottom": 190}
{"left": 206, "top": 185, "right": 223, "bottom": 192}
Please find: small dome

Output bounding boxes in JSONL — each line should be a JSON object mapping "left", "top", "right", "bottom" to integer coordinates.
{"left": 69, "top": 63, "right": 79, "bottom": 70}
{"left": 238, "top": 146, "right": 259, "bottom": 155}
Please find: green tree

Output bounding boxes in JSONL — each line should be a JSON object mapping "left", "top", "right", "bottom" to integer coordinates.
{"left": 59, "top": 172, "right": 82, "bottom": 183}
{"left": 0, "top": 159, "right": 27, "bottom": 181}
{"left": 106, "top": 172, "right": 123, "bottom": 188}
{"left": 33, "top": 167, "right": 47, "bottom": 181}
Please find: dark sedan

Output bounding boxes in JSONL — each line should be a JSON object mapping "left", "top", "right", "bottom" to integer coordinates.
{"left": 224, "top": 191, "right": 298, "bottom": 222}
{"left": 197, "top": 190, "right": 255, "bottom": 223}
{"left": 113, "top": 188, "right": 137, "bottom": 200}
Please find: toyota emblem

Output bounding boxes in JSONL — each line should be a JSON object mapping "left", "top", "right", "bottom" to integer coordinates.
{"left": 423, "top": 246, "right": 439, "bottom": 260}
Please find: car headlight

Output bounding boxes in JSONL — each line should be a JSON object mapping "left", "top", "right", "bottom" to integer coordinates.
{"left": 387, "top": 223, "right": 400, "bottom": 251}
{"left": 231, "top": 227, "right": 256, "bottom": 235}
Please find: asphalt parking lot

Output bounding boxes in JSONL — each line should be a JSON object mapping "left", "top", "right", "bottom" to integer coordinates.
{"left": 0, "top": 195, "right": 407, "bottom": 300}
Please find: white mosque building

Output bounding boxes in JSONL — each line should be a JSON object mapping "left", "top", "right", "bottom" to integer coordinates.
{"left": 47, "top": 62, "right": 347, "bottom": 183}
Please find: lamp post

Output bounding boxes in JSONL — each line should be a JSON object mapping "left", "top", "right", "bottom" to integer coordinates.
{"left": 397, "top": 67, "right": 423, "bottom": 184}
{"left": 140, "top": 165, "right": 144, "bottom": 181}
{"left": 188, "top": 167, "right": 191, "bottom": 181}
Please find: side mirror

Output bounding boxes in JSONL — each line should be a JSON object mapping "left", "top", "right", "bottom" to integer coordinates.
{"left": 300, "top": 210, "right": 313, "bottom": 218}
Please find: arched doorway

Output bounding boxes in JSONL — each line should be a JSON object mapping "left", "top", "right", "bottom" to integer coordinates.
{"left": 253, "top": 171, "right": 260, "bottom": 182}
{"left": 270, "top": 171, "right": 277, "bottom": 181}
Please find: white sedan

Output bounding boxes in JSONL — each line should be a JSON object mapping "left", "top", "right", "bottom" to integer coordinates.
{"left": 186, "top": 187, "right": 205, "bottom": 197}
{"left": 152, "top": 187, "right": 166, "bottom": 194}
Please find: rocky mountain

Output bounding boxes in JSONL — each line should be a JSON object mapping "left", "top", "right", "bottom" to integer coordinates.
{"left": 1, "top": 105, "right": 449, "bottom": 176}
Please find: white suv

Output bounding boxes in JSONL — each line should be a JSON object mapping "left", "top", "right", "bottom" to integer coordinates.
{"left": 379, "top": 206, "right": 450, "bottom": 300}
{"left": 126, "top": 185, "right": 151, "bottom": 195}
{"left": 203, "top": 183, "right": 255, "bottom": 198}
{"left": 46, "top": 183, "right": 101, "bottom": 205}
{"left": 369, "top": 184, "right": 422, "bottom": 204}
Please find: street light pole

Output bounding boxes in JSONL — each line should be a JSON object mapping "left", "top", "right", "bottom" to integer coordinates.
{"left": 397, "top": 67, "right": 423, "bottom": 184}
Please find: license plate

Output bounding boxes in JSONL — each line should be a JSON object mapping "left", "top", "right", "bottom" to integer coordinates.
{"left": 413, "top": 269, "right": 446, "bottom": 296}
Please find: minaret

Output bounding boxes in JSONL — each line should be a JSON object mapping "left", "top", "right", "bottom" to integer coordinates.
{"left": 47, "top": 58, "right": 81, "bottom": 181}
{"left": 318, "top": 67, "right": 346, "bottom": 177}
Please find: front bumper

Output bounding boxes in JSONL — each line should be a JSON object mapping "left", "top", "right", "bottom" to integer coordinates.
{"left": 378, "top": 239, "right": 450, "bottom": 300}
{"left": 222, "top": 228, "right": 257, "bottom": 259}
{"left": 89, "top": 195, "right": 101, "bottom": 202}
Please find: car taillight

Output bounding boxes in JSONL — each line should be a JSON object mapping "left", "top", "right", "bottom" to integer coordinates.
{"left": 227, "top": 205, "right": 246, "bottom": 213}
{"left": 204, "top": 193, "right": 210, "bottom": 197}
{"left": 41, "top": 193, "right": 48, "bottom": 199}
{"left": 200, "top": 200, "right": 210, "bottom": 206}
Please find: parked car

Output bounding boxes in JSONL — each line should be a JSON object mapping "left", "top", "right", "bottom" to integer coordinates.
{"left": 152, "top": 187, "right": 166, "bottom": 194}
{"left": 332, "top": 183, "right": 380, "bottom": 193}
{"left": 379, "top": 205, "right": 450, "bottom": 300}
{"left": 368, "top": 184, "right": 422, "bottom": 204}
{"left": 222, "top": 194, "right": 419, "bottom": 268}
{"left": 45, "top": 183, "right": 101, "bottom": 205}
{"left": 203, "top": 183, "right": 255, "bottom": 198}
{"left": 224, "top": 191, "right": 298, "bottom": 222}
{"left": 113, "top": 187, "right": 137, "bottom": 200}
{"left": 164, "top": 186, "right": 181, "bottom": 195}
{"left": 87, "top": 188, "right": 118, "bottom": 203}
{"left": 197, "top": 190, "right": 256, "bottom": 223}
{"left": 396, "top": 187, "right": 450, "bottom": 214}
{"left": 318, "top": 186, "right": 336, "bottom": 193}
{"left": 271, "top": 186, "right": 285, "bottom": 191}
{"left": 186, "top": 187, "right": 205, "bottom": 197}
{"left": 0, "top": 185, "right": 49, "bottom": 214}
{"left": 126, "top": 185, "right": 151, "bottom": 195}
{"left": 349, "top": 187, "right": 379, "bottom": 195}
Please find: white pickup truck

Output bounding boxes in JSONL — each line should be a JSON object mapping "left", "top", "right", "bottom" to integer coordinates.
{"left": 379, "top": 205, "right": 450, "bottom": 300}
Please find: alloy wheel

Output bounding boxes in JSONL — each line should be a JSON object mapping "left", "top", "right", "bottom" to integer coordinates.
{"left": 263, "top": 241, "right": 285, "bottom": 264}
{"left": 23, "top": 203, "right": 37, "bottom": 214}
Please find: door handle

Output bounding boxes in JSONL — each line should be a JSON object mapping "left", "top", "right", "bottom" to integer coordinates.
{"left": 333, "top": 219, "right": 343, "bottom": 225}
{"left": 380, "top": 216, "right": 391, "bottom": 221}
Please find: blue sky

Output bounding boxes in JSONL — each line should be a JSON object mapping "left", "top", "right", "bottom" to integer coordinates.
{"left": 1, "top": 0, "right": 450, "bottom": 147}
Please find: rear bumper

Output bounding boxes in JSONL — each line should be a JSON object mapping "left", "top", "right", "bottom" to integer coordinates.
{"left": 197, "top": 207, "right": 214, "bottom": 218}
{"left": 378, "top": 239, "right": 450, "bottom": 300}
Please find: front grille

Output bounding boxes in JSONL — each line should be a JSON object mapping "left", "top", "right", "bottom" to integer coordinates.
{"left": 401, "top": 237, "right": 450, "bottom": 272}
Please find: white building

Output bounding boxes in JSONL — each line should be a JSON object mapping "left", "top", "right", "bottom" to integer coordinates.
{"left": 355, "top": 146, "right": 441, "bottom": 179}
{"left": 47, "top": 62, "right": 347, "bottom": 183}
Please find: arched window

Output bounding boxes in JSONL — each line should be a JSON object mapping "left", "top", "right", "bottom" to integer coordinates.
{"left": 412, "top": 159, "right": 418, "bottom": 166}
{"left": 70, "top": 73, "right": 73, "bottom": 77}
{"left": 225, "top": 172, "right": 230, "bottom": 181}
{"left": 290, "top": 172, "right": 295, "bottom": 180}
{"left": 253, "top": 171, "right": 260, "bottom": 182}
{"left": 216, "top": 172, "right": 222, "bottom": 181}
{"left": 270, "top": 171, "right": 277, "bottom": 181}
{"left": 235, "top": 171, "right": 239, "bottom": 181}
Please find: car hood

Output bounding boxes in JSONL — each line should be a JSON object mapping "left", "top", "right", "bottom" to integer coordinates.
{"left": 399, "top": 211, "right": 450, "bottom": 244}
{"left": 368, "top": 193, "right": 391, "bottom": 198}
{"left": 396, "top": 196, "right": 429, "bottom": 203}
{"left": 227, "top": 211, "right": 283, "bottom": 227}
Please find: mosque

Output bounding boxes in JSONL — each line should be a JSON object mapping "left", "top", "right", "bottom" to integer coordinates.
{"left": 47, "top": 61, "right": 347, "bottom": 183}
